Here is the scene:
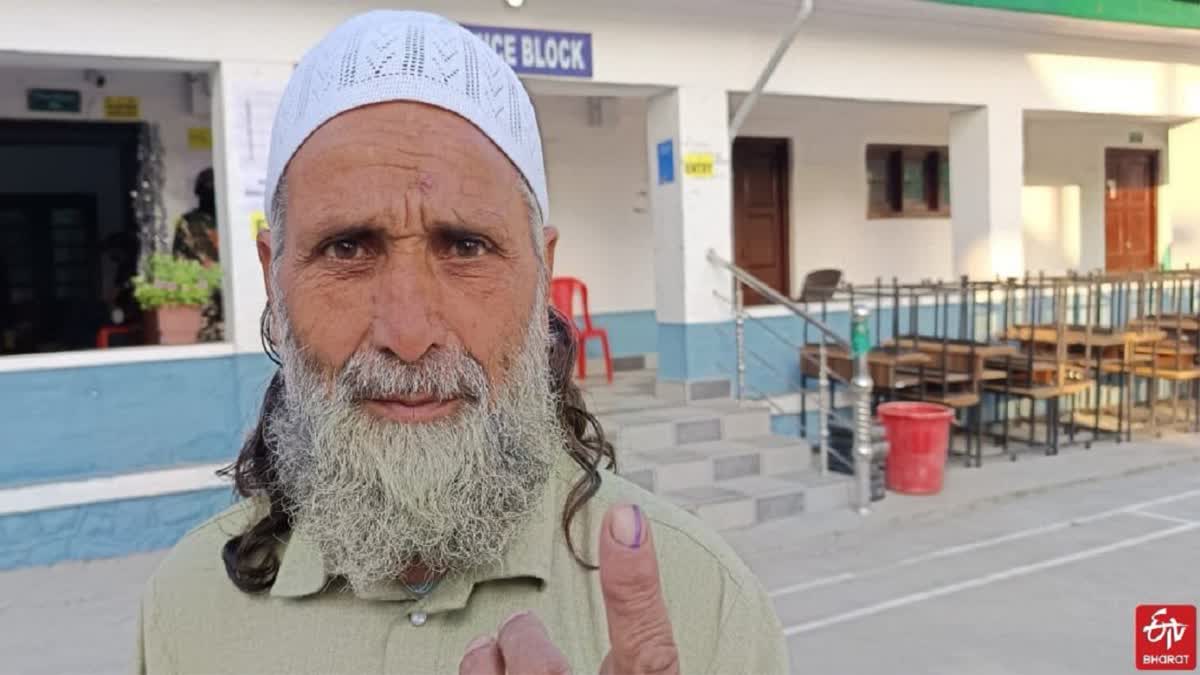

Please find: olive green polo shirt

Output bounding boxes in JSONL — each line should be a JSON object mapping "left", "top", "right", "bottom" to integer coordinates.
{"left": 135, "top": 455, "right": 789, "bottom": 674}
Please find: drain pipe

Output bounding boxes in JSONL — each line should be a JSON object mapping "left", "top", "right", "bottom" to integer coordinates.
{"left": 728, "top": 0, "right": 815, "bottom": 138}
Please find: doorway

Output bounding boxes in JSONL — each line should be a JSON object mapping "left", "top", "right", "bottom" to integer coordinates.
{"left": 0, "top": 120, "right": 142, "bottom": 354}
{"left": 1104, "top": 148, "right": 1158, "bottom": 273}
{"left": 732, "top": 137, "right": 790, "bottom": 305}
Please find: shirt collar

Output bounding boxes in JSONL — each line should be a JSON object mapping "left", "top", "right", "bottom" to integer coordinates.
{"left": 269, "top": 454, "right": 576, "bottom": 602}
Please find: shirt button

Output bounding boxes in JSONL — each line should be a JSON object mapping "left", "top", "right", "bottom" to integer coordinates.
{"left": 409, "top": 611, "right": 428, "bottom": 627}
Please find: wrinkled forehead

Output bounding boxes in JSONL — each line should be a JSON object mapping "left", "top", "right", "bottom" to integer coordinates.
{"left": 285, "top": 102, "right": 531, "bottom": 228}
{"left": 296, "top": 102, "right": 523, "bottom": 188}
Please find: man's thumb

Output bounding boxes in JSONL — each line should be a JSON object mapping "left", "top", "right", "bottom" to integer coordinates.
{"left": 599, "top": 504, "right": 680, "bottom": 675}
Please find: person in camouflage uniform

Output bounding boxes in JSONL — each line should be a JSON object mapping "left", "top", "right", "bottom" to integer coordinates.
{"left": 172, "top": 167, "right": 223, "bottom": 341}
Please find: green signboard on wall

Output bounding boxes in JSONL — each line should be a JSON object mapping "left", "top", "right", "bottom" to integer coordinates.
{"left": 931, "top": 0, "right": 1200, "bottom": 30}
{"left": 27, "top": 89, "right": 81, "bottom": 113}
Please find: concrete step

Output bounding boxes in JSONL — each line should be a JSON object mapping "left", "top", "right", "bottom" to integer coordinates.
{"left": 619, "top": 434, "right": 812, "bottom": 493}
{"left": 599, "top": 400, "right": 773, "bottom": 454}
{"left": 661, "top": 470, "right": 855, "bottom": 531}
{"left": 580, "top": 368, "right": 856, "bottom": 531}
{"left": 579, "top": 370, "right": 658, "bottom": 415}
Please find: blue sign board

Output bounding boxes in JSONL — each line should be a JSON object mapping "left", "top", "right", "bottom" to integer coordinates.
{"left": 463, "top": 24, "right": 593, "bottom": 78}
{"left": 657, "top": 140, "right": 675, "bottom": 185}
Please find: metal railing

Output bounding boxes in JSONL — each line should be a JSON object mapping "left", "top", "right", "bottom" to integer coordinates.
{"left": 707, "top": 249, "right": 875, "bottom": 515}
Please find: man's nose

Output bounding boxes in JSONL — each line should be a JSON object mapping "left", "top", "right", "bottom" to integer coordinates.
{"left": 369, "top": 257, "right": 449, "bottom": 363}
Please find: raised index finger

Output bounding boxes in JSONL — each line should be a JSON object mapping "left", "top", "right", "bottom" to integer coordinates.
{"left": 598, "top": 504, "right": 680, "bottom": 675}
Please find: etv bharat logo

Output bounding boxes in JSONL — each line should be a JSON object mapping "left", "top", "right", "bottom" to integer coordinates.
{"left": 1138, "top": 605, "right": 1197, "bottom": 671}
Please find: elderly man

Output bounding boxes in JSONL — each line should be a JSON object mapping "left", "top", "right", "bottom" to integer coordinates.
{"left": 137, "top": 10, "right": 787, "bottom": 675}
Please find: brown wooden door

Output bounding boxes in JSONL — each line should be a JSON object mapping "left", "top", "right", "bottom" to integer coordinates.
{"left": 733, "top": 137, "right": 790, "bottom": 305}
{"left": 1105, "top": 149, "right": 1158, "bottom": 273}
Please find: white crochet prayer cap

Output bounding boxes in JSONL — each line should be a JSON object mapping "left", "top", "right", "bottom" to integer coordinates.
{"left": 265, "top": 10, "right": 548, "bottom": 222}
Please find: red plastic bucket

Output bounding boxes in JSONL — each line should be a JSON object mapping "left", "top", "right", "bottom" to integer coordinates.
{"left": 878, "top": 401, "right": 955, "bottom": 495}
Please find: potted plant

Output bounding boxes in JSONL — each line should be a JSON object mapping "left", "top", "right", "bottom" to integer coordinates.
{"left": 132, "top": 253, "right": 222, "bottom": 345}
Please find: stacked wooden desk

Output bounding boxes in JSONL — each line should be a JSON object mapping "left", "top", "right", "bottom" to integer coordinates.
{"left": 1125, "top": 316, "right": 1200, "bottom": 431}
{"left": 997, "top": 324, "right": 1164, "bottom": 441}
{"left": 799, "top": 344, "right": 931, "bottom": 392}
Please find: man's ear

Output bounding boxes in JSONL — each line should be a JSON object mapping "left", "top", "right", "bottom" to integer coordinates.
{"left": 542, "top": 225, "right": 559, "bottom": 278}
{"left": 257, "top": 229, "right": 274, "bottom": 307}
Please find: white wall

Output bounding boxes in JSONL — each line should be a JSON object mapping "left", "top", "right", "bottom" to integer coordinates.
{"left": 0, "top": 66, "right": 214, "bottom": 233}
{"left": 533, "top": 94, "right": 653, "bottom": 314}
{"left": 1023, "top": 115, "right": 1171, "bottom": 274}
{"left": 949, "top": 105, "right": 1026, "bottom": 279}
{"left": 5, "top": 0, "right": 1200, "bottom": 348}
{"left": 1169, "top": 120, "right": 1200, "bottom": 269}
{"left": 737, "top": 96, "right": 956, "bottom": 288}
{"left": 2, "top": 1, "right": 1200, "bottom": 119}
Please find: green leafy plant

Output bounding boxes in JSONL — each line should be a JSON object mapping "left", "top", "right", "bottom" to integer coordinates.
{"left": 132, "top": 254, "right": 222, "bottom": 310}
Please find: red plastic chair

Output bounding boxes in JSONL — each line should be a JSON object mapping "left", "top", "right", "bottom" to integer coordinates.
{"left": 96, "top": 324, "right": 139, "bottom": 348}
{"left": 550, "top": 276, "right": 613, "bottom": 383}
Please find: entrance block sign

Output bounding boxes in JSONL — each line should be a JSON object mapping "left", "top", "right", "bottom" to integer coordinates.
{"left": 684, "top": 152, "right": 716, "bottom": 178}
{"left": 27, "top": 89, "right": 81, "bottom": 113}
{"left": 657, "top": 140, "right": 675, "bottom": 185}
{"left": 104, "top": 96, "right": 140, "bottom": 119}
{"left": 462, "top": 24, "right": 593, "bottom": 78}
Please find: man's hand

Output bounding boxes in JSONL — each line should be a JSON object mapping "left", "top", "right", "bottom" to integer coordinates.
{"left": 458, "top": 503, "right": 680, "bottom": 675}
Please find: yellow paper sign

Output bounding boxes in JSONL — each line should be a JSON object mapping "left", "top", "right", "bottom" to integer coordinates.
{"left": 188, "top": 127, "right": 213, "bottom": 150}
{"left": 104, "top": 96, "right": 140, "bottom": 119}
{"left": 250, "top": 210, "right": 269, "bottom": 241}
{"left": 683, "top": 152, "right": 715, "bottom": 178}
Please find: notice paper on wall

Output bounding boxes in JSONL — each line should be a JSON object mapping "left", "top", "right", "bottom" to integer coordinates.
{"left": 230, "top": 84, "right": 281, "bottom": 201}
{"left": 249, "top": 210, "right": 269, "bottom": 242}
{"left": 187, "top": 127, "right": 213, "bottom": 151}
{"left": 683, "top": 152, "right": 715, "bottom": 178}
{"left": 104, "top": 96, "right": 140, "bottom": 119}
{"left": 228, "top": 83, "right": 284, "bottom": 240}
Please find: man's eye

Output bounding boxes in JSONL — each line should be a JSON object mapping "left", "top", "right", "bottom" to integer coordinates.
{"left": 451, "top": 238, "right": 488, "bottom": 258}
{"left": 324, "top": 239, "right": 363, "bottom": 260}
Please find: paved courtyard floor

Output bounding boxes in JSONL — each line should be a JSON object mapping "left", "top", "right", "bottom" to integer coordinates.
{"left": 2, "top": 436, "right": 1198, "bottom": 674}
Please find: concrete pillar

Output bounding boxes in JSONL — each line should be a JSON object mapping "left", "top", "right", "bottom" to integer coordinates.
{"left": 949, "top": 105, "right": 1025, "bottom": 278}
{"left": 1168, "top": 119, "right": 1200, "bottom": 269}
{"left": 645, "top": 86, "right": 735, "bottom": 401}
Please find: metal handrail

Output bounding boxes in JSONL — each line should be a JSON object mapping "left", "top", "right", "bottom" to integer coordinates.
{"left": 709, "top": 248, "right": 875, "bottom": 515}
{"left": 712, "top": 322, "right": 855, "bottom": 420}
{"left": 707, "top": 250, "right": 848, "bottom": 347}
{"left": 713, "top": 290, "right": 852, "bottom": 387}
{"left": 717, "top": 359, "right": 857, "bottom": 473}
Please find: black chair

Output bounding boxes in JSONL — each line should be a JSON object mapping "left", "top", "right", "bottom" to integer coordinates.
{"left": 796, "top": 269, "right": 843, "bottom": 304}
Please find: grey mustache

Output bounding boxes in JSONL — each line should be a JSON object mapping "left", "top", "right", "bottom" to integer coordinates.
{"left": 337, "top": 348, "right": 489, "bottom": 403}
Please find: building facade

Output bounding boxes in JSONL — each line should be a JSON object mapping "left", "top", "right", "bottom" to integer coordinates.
{"left": 2, "top": 0, "right": 1200, "bottom": 568}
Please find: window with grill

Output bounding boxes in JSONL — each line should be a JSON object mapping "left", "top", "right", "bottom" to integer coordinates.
{"left": 866, "top": 145, "right": 950, "bottom": 219}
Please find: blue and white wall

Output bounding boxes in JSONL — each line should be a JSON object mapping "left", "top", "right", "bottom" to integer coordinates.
{"left": 0, "top": 352, "right": 274, "bottom": 568}
{"left": 4, "top": 0, "right": 1200, "bottom": 569}
{"left": 0, "top": 61, "right": 245, "bottom": 569}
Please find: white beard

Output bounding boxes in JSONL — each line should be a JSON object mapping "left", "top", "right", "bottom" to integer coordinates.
{"left": 267, "top": 292, "right": 563, "bottom": 592}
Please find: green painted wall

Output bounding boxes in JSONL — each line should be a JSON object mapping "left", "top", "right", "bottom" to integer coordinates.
{"left": 931, "top": 0, "right": 1200, "bottom": 29}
